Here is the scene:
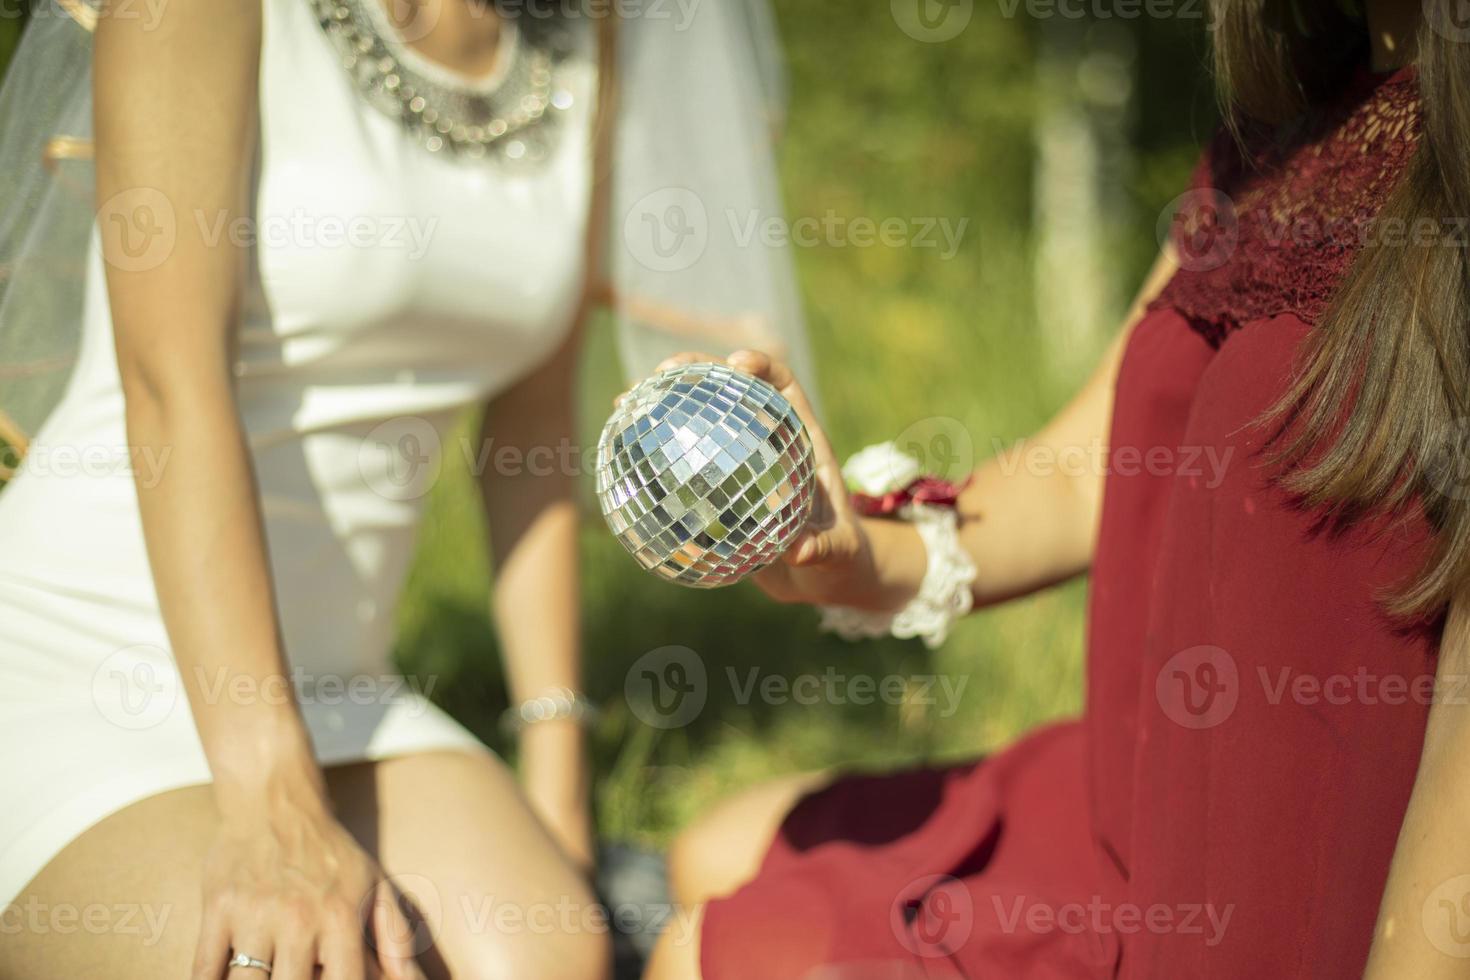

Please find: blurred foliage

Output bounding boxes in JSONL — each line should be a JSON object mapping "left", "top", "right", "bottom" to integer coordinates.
{"left": 0, "top": 14, "right": 21, "bottom": 60}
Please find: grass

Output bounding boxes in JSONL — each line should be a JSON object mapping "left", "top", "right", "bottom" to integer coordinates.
{"left": 394, "top": 3, "right": 1216, "bottom": 847}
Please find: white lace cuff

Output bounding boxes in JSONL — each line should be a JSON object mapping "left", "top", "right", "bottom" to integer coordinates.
{"left": 818, "top": 502, "right": 976, "bottom": 649}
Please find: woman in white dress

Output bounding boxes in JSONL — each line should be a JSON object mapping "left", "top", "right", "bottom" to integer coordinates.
{"left": 0, "top": 0, "right": 809, "bottom": 976}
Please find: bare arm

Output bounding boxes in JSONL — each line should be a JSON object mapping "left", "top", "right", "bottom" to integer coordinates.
{"left": 478, "top": 320, "right": 591, "bottom": 869}
{"left": 95, "top": 4, "right": 418, "bottom": 976}
{"left": 951, "top": 248, "right": 1181, "bottom": 607}
{"left": 1363, "top": 597, "right": 1470, "bottom": 977}
{"left": 724, "top": 248, "right": 1180, "bottom": 613}
{"left": 474, "top": 22, "right": 616, "bottom": 871}
{"left": 98, "top": 0, "right": 301, "bottom": 838}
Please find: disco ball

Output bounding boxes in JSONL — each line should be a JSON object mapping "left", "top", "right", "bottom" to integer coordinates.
{"left": 595, "top": 362, "right": 816, "bottom": 588}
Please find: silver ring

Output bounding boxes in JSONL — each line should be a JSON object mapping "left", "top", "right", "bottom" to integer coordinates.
{"left": 228, "top": 952, "right": 272, "bottom": 975}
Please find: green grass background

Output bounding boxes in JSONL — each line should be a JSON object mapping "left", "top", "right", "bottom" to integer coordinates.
{"left": 0, "top": 3, "right": 1217, "bottom": 848}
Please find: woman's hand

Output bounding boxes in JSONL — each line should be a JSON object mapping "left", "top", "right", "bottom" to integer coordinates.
{"left": 98, "top": 10, "right": 426, "bottom": 976}
{"left": 653, "top": 350, "right": 909, "bottom": 611}
{"left": 193, "top": 764, "right": 424, "bottom": 980}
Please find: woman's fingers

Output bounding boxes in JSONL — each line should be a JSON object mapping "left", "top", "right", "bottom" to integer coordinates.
{"left": 611, "top": 352, "right": 718, "bottom": 408}
{"left": 726, "top": 349, "right": 840, "bottom": 466}
{"left": 654, "top": 351, "right": 721, "bottom": 372}
{"left": 786, "top": 529, "right": 835, "bottom": 567}
{"left": 370, "top": 880, "right": 426, "bottom": 980}
{"left": 751, "top": 562, "right": 797, "bottom": 601}
{"left": 319, "top": 914, "right": 369, "bottom": 980}
{"left": 720, "top": 350, "right": 862, "bottom": 566}
{"left": 190, "top": 901, "right": 232, "bottom": 980}
{"left": 726, "top": 350, "right": 816, "bottom": 440}
{"left": 644, "top": 350, "right": 858, "bottom": 575}
{"left": 268, "top": 933, "right": 316, "bottom": 980}
{"left": 224, "top": 927, "right": 275, "bottom": 980}
{"left": 725, "top": 347, "right": 779, "bottom": 382}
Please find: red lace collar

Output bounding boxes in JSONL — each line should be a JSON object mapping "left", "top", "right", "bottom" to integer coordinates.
{"left": 1151, "top": 65, "right": 1421, "bottom": 345}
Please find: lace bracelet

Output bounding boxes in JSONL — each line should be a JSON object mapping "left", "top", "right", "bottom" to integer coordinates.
{"left": 817, "top": 443, "right": 976, "bottom": 649}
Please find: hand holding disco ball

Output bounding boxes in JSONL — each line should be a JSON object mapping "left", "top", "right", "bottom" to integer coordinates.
{"left": 595, "top": 360, "right": 816, "bottom": 588}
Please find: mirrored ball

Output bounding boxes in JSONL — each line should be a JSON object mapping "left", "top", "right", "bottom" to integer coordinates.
{"left": 595, "top": 362, "right": 816, "bottom": 588}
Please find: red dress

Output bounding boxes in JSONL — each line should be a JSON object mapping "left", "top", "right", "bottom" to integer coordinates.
{"left": 701, "top": 65, "right": 1435, "bottom": 979}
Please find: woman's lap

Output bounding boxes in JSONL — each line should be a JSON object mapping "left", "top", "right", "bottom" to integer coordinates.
{"left": 0, "top": 749, "right": 608, "bottom": 980}
{"left": 0, "top": 777, "right": 216, "bottom": 978}
{"left": 699, "top": 721, "right": 1112, "bottom": 980}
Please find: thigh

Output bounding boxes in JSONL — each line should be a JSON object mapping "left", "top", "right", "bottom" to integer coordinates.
{"left": 0, "top": 782, "right": 216, "bottom": 980}
{"left": 0, "top": 749, "right": 607, "bottom": 980}
{"left": 642, "top": 903, "right": 703, "bottom": 980}
{"left": 329, "top": 749, "right": 609, "bottom": 980}
{"left": 667, "top": 771, "right": 829, "bottom": 908}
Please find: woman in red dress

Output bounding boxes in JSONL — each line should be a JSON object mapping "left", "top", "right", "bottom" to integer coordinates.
{"left": 645, "top": 0, "right": 1470, "bottom": 976}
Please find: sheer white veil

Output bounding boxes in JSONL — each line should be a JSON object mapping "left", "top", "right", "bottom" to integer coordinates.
{"left": 605, "top": 0, "right": 816, "bottom": 390}
{"left": 0, "top": 0, "right": 98, "bottom": 462}
{"left": 0, "top": 0, "right": 814, "bottom": 466}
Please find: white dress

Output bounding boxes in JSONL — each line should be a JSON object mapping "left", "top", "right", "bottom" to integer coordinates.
{"left": 0, "top": 0, "right": 596, "bottom": 903}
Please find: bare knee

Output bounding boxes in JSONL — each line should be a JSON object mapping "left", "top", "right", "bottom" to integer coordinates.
{"left": 667, "top": 796, "right": 773, "bottom": 906}
{"left": 451, "top": 932, "right": 611, "bottom": 980}
{"left": 668, "top": 772, "right": 826, "bottom": 908}
{"left": 643, "top": 903, "right": 704, "bottom": 980}
{"left": 433, "top": 880, "right": 612, "bottom": 980}
{"left": 668, "top": 815, "right": 733, "bottom": 908}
